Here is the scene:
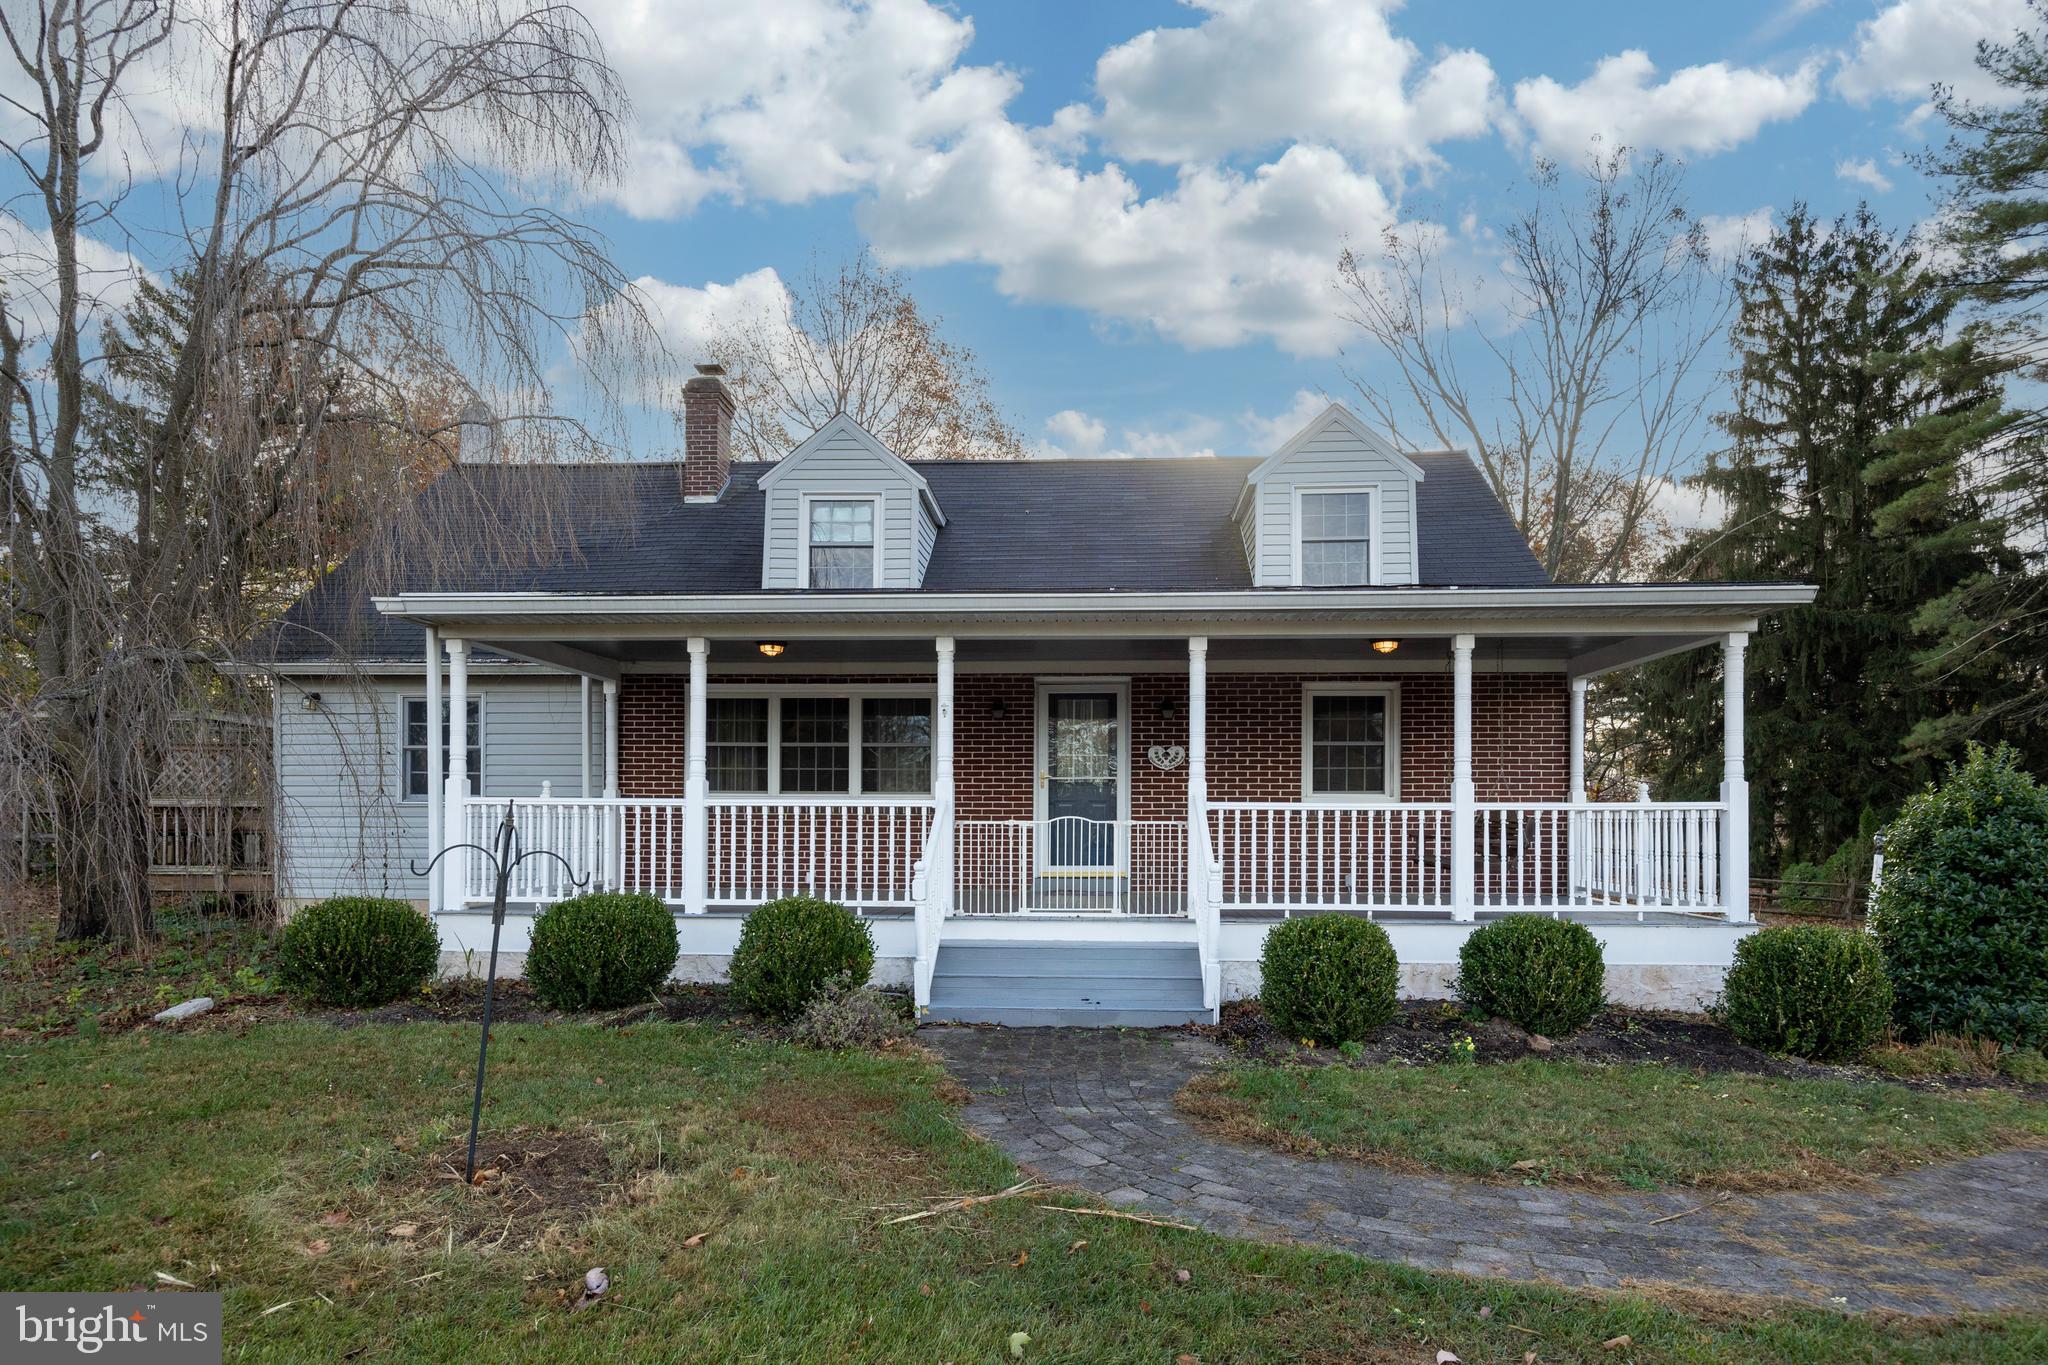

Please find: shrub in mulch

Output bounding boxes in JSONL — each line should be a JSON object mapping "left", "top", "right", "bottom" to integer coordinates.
{"left": 1257, "top": 915, "right": 1399, "bottom": 1046}
{"left": 727, "top": 896, "right": 875, "bottom": 1020}
{"left": 1872, "top": 743, "right": 2048, "bottom": 1048}
{"left": 1718, "top": 925, "right": 1893, "bottom": 1063}
{"left": 786, "top": 975, "right": 913, "bottom": 1051}
{"left": 277, "top": 896, "right": 438, "bottom": 1007}
{"left": 523, "top": 891, "right": 679, "bottom": 1010}
{"left": 1454, "top": 916, "right": 1606, "bottom": 1037}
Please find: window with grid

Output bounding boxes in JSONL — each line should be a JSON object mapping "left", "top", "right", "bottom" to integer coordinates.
{"left": 402, "top": 697, "right": 481, "bottom": 799}
{"left": 808, "top": 499, "right": 876, "bottom": 588}
{"left": 706, "top": 697, "right": 770, "bottom": 793}
{"left": 780, "top": 696, "right": 851, "bottom": 793}
{"left": 1307, "top": 693, "right": 1389, "bottom": 796}
{"left": 1299, "top": 490, "right": 1372, "bottom": 586}
{"left": 861, "top": 698, "right": 932, "bottom": 794}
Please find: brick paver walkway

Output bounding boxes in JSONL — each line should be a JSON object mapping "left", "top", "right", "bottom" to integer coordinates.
{"left": 923, "top": 1026, "right": 2048, "bottom": 1315}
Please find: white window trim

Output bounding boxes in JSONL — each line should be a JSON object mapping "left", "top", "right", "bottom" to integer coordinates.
{"left": 702, "top": 683, "right": 936, "bottom": 799}
{"left": 397, "top": 692, "right": 486, "bottom": 803}
{"left": 1299, "top": 682, "right": 1401, "bottom": 802}
{"left": 1290, "top": 484, "right": 1383, "bottom": 588}
{"left": 798, "top": 492, "right": 883, "bottom": 590}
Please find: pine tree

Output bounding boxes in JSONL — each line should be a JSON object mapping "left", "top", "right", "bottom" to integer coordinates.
{"left": 1632, "top": 207, "right": 2027, "bottom": 869}
{"left": 1894, "top": 8, "right": 2048, "bottom": 742}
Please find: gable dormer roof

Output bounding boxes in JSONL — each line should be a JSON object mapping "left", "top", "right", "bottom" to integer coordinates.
{"left": 1238, "top": 402, "right": 1426, "bottom": 512}
{"left": 757, "top": 413, "right": 946, "bottom": 525}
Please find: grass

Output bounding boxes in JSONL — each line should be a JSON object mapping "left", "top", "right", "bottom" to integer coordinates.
{"left": 0, "top": 891, "right": 281, "bottom": 1036}
{"left": 2, "top": 1025, "right": 2043, "bottom": 1362}
{"left": 1187, "top": 1059, "right": 2048, "bottom": 1191}
{"left": 1867, "top": 1036, "right": 2048, "bottom": 1085}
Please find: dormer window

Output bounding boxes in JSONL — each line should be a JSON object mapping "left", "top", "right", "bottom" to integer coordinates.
{"left": 805, "top": 496, "right": 877, "bottom": 589}
{"left": 1297, "top": 489, "right": 1375, "bottom": 586}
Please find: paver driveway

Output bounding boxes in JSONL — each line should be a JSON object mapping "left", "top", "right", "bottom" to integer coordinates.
{"left": 923, "top": 1026, "right": 2048, "bottom": 1315}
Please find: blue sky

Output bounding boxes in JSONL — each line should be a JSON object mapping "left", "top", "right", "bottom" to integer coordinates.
{"left": 564, "top": 0, "right": 2020, "bottom": 461}
{"left": 4, "top": 0, "right": 2025, "bottom": 466}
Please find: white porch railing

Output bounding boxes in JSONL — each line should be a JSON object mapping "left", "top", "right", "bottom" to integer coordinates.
{"left": 954, "top": 818, "right": 1189, "bottom": 915}
{"left": 705, "top": 798, "right": 934, "bottom": 909}
{"left": 1208, "top": 803, "right": 1455, "bottom": 912}
{"left": 1210, "top": 799, "right": 1727, "bottom": 917}
{"left": 461, "top": 794, "right": 689, "bottom": 902}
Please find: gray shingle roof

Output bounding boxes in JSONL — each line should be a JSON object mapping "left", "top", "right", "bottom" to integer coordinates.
{"left": 270, "top": 452, "right": 1547, "bottom": 662}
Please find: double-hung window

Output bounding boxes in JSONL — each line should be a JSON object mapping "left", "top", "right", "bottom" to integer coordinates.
{"left": 1302, "top": 687, "right": 1397, "bottom": 799}
{"left": 1298, "top": 490, "right": 1374, "bottom": 586}
{"left": 806, "top": 498, "right": 877, "bottom": 588}
{"left": 702, "top": 694, "right": 933, "bottom": 797}
{"left": 401, "top": 696, "right": 482, "bottom": 800}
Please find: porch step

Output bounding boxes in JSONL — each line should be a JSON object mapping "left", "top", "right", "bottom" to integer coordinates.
{"left": 925, "top": 941, "right": 1208, "bottom": 1027}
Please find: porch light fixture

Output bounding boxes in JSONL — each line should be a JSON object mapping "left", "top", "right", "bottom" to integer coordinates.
{"left": 1158, "top": 696, "right": 1180, "bottom": 719}
{"left": 988, "top": 698, "right": 1009, "bottom": 719}
{"left": 302, "top": 691, "right": 322, "bottom": 711}
{"left": 756, "top": 640, "right": 786, "bottom": 658}
{"left": 1371, "top": 639, "right": 1400, "bottom": 654}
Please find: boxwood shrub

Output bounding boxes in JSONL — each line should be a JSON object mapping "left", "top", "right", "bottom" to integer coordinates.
{"left": 278, "top": 896, "right": 439, "bottom": 1007}
{"left": 1719, "top": 924, "right": 1892, "bottom": 1062}
{"left": 1455, "top": 916, "right": 1606, "bottom": 1037}
{"left": 1871, "top": 744, "right": 2048, "bottom": 1047}
{"left": 524, "top": 891, "right": 678, "bottom": 1010}
{"left": 1258, "top": 915, "right": 1399, "bottom": 1045}
{"left": 728, "top": 896, "right": 875, "bottom": 1020}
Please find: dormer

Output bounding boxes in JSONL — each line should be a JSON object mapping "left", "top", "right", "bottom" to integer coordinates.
{"left": 1233, "top": 404, "right": 1425, "bottom": 588}
{"left": 759, "top": 414, "right": 946, "bottom": 589}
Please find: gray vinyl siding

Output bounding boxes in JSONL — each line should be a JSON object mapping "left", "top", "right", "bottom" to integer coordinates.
{"left": 275, "top": 673, "right": 596, "bottom": 904}
{"left": 1250, "top": 427, "right": 1418, "bottom": 587}
{"left": 914, "top": 502, "right": 939, "bottom": 584}
{"left": 760, "top": 428, "right": 925, "bottom": 588}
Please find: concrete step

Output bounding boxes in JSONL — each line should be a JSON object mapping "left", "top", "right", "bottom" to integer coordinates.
{"left": 922, "top": 1004, "right": 1210, "bottom": 1028}
{"left": 927, "top": 939, "right": 1207, "bottom": 1026}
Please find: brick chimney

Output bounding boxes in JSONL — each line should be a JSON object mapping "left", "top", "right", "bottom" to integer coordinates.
{"left": 682, "top": 363, "right": 734, "bottom": 501}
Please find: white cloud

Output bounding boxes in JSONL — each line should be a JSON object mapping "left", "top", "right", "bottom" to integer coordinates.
{"left": 1511, "top": 51, "right": 1820, "bottom": 160}
{"left": 1834, "top": 0, "right": 2031, "bottom": 109}
{"left": 584, "top": 0, "right": 1015, "bottom": 217}
{"left": 865, "top": 135, "right": 1393, "bottom": 355}
{"left": 1648, "top": 476, "right": 1728, "bottom": 535}
{"left": 1079, "top": 0, "right": 1496, "bottom": 168}
{"left": 1697, "top": 207, "right": 1777, "bottom": 264}
{"left": 1240, "top": 388, "right": 1336, "bottom": 451}
{"left": 0, "top": 217, "right": 154, "bottom": 340}
{"left": 631, "top": 267, "right": 790, "bottom": 363}
{"left": 1034, "top": 408, "right": 1220, "bottom": 460}
{"left": 1836, "top": 156, "right": 1895, "bottom": 193}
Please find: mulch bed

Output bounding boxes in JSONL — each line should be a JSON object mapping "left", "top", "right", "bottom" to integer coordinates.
{"left": 196, "top": 979, "right": 750, "bottom": 1032}
{"left": 1197, "top": 999, "right": 1866, "bottom": 1083}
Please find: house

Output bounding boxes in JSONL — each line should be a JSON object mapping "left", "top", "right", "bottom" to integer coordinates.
{"left": 269, "top": 366, "right": 1814, "bottom": 1025}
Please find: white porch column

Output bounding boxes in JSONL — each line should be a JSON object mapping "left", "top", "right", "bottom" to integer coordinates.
{"left": 1188, "top": 636, "right": 1216, "bottom": 1008}
{"left": 602, "top": 677, "right": 620, "bottom": 889}
{"left": 1722, "top": 632, "right": 1752, "bottom": 922}
{"left": 1568, "top": 677, "right": 1588, "bottom": 802}
{"left": 1450, "top": 633, "right": 1476, "bottom": 920}
{"left": 934, "top": 637, "right": 956, "bottom": 907}
{"left": 424, "top": 626, "right": 441, "bottom": 914}
{"left": 442, "top": 637, "right": 469, "bottom": 912}
{"left": 682, "top": 638, "right": 709, "bottom": 915}
{"left": 580, "top": 675, "right": 593, "bottom": 799}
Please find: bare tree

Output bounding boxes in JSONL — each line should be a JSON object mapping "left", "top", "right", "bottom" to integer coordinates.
{"left": 713, "top": 249, "right": 1022, "bottom": 461}
{"left": 1, "top": 1, "right": 664, "bottom": 944}
{"left": 1337, "top": 151, "right": 1726, "bottom": 581}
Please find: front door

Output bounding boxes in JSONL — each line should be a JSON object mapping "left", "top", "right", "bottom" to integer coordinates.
{"left": 1039, "top": 688, "right": 1121, "bottom": 871}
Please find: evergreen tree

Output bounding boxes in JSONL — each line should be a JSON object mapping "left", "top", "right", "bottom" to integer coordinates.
{"left": 1897, "top": 6, "right": 2048, "bottom": 743}
{"left": 1632, "top": 208, "right": 2027, "bottom": 869}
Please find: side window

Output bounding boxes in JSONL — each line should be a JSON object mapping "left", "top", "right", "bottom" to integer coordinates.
{"left": 402, "top": 696, "right": 482, "bottom": 799}
{"left": 705, "top": 697, "right": 769, "bottom": 794}
{"left": 1303, "top": 690, "right": 1395, "bottom": 798}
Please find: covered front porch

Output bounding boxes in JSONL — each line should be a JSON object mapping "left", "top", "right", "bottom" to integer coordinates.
{"left": 377, "top": 587, "right": 1788, "bottom": 1017}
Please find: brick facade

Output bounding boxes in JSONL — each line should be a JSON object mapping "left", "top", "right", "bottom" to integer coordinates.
{"left": 616, "top": 670, "right": 1568, "bottom": 807}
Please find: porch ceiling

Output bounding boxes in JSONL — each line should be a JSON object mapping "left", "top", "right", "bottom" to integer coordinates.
{"left": 462, "top": 630, "right": 1718, "bottom": 677}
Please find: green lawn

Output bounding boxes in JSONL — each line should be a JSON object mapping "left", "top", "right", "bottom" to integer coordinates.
{"left": 1187, "top": 1059, "right": 2048, "bottom": 1191}
{"left": 3, "top": 1024, "right": 2044, "bottom": 1363}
